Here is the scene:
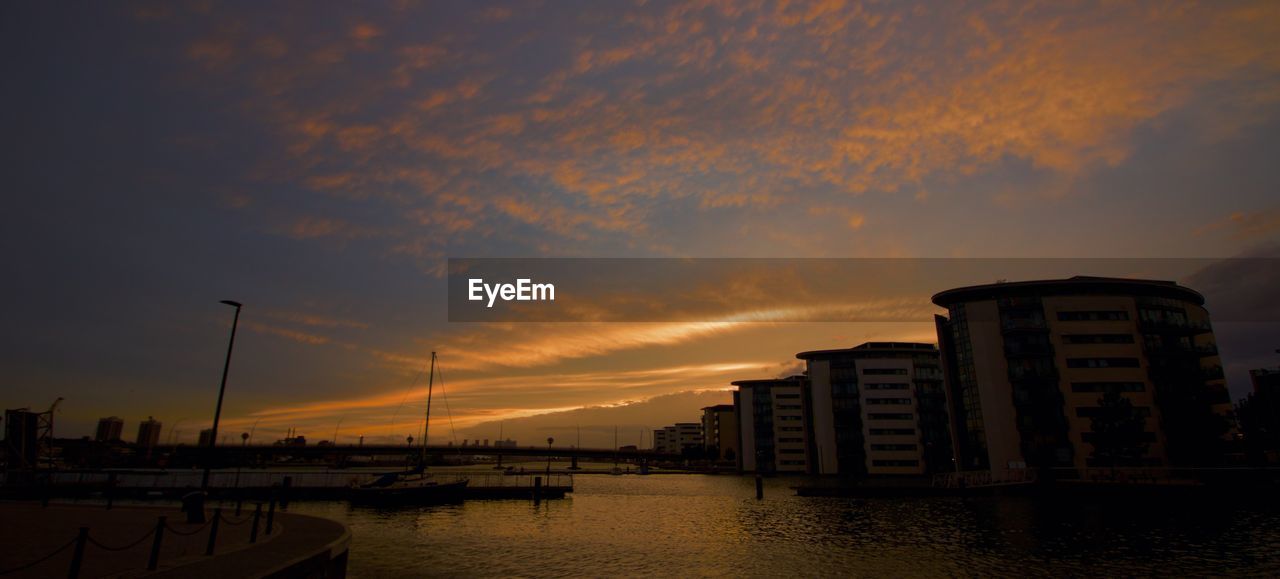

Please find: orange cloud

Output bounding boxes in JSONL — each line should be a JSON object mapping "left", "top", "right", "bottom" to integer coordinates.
{"left": 1196, "top": 208, "right": 1280, "bottom": 241}
{"left": 242, "top": 321, "right": 331, "bottom": 345}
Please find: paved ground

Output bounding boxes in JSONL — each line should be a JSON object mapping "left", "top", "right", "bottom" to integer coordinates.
{"left": 0, "top": 501, "right": 348, "bottom": 577}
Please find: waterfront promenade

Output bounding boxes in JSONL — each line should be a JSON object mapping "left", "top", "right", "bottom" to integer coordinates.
{"left": 0, "top": 502, "right": 348, "bottom": 577}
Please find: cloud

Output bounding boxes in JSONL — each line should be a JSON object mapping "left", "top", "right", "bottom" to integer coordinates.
{"left": 264, "top": 310, "right": 369, "bottom": 329}
{"left": 150, "top": 0, "right": 1280, "bottom": 261}
{"left": 242, "top": 321, "right": 331, "bottom": 345}
{"left": 242, "top": 362, "right": 763, "bottom": 443}
{"left": 1196, "top": 208, "right": 1280, "bottom": 241}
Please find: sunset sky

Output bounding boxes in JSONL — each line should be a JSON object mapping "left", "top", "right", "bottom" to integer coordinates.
{"left": 4, "top": 1, "right": 1279, "bottom": 448}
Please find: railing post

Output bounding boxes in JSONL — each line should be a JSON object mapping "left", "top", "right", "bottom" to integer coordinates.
{"left": 755, "top": 474, "right": 764, "bottom": 500}
{"left": 266, "top": 495, "right": 277, "bottom": 535}
{"left": 147, "top": 516, "right": 166, "bottom": 571}
{"left": 205, "top": 508, "right": 221, "bottom": 555}
{"left": 106, "top": 472, "right": 116, "bottom": 510}
{"left": 235, "top": 494, "right": 243, "bottom": 517}
{"left": 250, "top": 503, "right": 262, "bottom": 544}
{"left": 281, "top": 476, "right": 292, "bottom": 511}
{"left": 533, "top": 476, "right": 542, "bottom": 504}
{"left": 68, "top": 527, "right": 88, "bottom": 578}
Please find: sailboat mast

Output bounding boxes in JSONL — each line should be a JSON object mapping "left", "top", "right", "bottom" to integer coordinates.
{"left": 422, "top": 351, "right": 436, "bottom": 465}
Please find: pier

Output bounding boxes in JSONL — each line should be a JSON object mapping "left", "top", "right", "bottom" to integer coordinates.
{"left": 2, "top": 470, "right": 575, "bottom": 503}
{"left": 0, "top": 502, "right": 348, "bottom": 578}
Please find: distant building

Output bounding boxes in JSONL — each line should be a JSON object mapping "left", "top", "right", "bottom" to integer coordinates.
{"left": 673, "top": 423, "right": 703, "bottom": 454}
{"left": 1238, "top": 367, "right": 1280, "bottom": 462}
{"left": 652, "top": 423, "right": 703, "bottom": 455}
{"left": 95, "top": 416, "right": 124, "bottom": 443}
{"left": 653, "top": 428, "right": 670, "bottom": 453}
{"left": 198, "top": 428, "right": 215, "bottom": 447}
{"left": 733, "top": 375, "right": 810, "bottom": 473}
{"left": 493, "top": 438, "right": 518, "bottom": 449}
{"left": 3, "top": 409, "right": 40, "bottom": 468}
{"left": 275, "top": 435, "right": 307, "bottom": 447}
{"left": 136, "top": 417, "right": 162, "bottom": 449}
{"left": 933, "top": 276, "right": 1232, "bottom": 474}
{"left": 701, "top": 404, "right": 739, "bottom": 463}
{"left": 1252, "top": 368, "right": 1280, "bottom": 394}
{"left": 798, "top": 342, "right": 954, "bottom": 477}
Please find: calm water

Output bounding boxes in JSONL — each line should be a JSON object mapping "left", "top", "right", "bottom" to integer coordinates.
{"left": 289, "top": 463, "right": 1280, "bottom": 577}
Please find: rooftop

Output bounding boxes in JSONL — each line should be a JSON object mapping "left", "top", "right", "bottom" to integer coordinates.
{"left": 796, "top": 341, "right": 938, "bottom": 360}
{"left": 730, "top": 375, "right": 808, "bottom": 387}
{"left": 931, "top": 276, "right": 1205, "bottom": 307}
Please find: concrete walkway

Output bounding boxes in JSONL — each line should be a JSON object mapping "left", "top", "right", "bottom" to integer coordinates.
{"left": 0, "top": 502, "right": 348, "bottom": 578}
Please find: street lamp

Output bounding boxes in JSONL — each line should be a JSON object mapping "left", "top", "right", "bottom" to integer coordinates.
{"left": 235, "top": 432, "right": 249, "bottom": 489}
{"left": 546, "top": 437, "right": 555, "bottom": 476}
{"left": 201, "top": 300, "right": 242, "bottom": 491}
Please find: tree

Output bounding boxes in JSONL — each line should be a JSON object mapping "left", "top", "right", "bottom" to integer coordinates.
{"left": 1089, "top": 391, "right": 1150, "bottom": 467}
{"left": 1236, "top": 389, "right": 1280, "bottom": 463}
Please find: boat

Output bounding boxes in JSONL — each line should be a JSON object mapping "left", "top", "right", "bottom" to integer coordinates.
{"left": 347, "top": 351, "right": 469, "bottom": 505}
{"left": 348, "top": 470, "right": 468, "bottom": 505}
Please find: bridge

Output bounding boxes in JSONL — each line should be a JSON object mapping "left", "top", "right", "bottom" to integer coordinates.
{"left": 148, "top": 443, "right": 683, "bottom": 462}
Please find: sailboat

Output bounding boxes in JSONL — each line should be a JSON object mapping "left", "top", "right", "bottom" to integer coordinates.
{"left": 348, "top": 351, "right": 469, "bottom": 505}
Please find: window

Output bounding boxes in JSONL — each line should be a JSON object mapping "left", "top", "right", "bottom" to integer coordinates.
{"left": 868, "top": 413, "right": 913, "bottom": 420}
{"left": 1062, "top": 334, "right": 1135, "bottom": 344}
{"left": 776, "top": 404, "right": 802, "bottom": 410}
{"left": 778, "top": 437, "right": 804, "bottom": 443}
{"left": 778, "top": 415, "right": 802, "bottom": 421}
{"left": 775, "top": 394, "right": 800, "bottom": 399}
{"left": 778, "top": 448, "right": 805, "bottom": 454}
{"left": 1066, "top": 358, "right": 1140, "bottom": 368}
{"left": 1075, "top": 406, "right": 1151, "bottom": 418}
{"left": 1081, "top": 431, "right": 1156, "bottom": 443}
{"left": 866, "top": 383, "right": 909, "bottom": 390}
{"left": 871, "top": 459, "right": 920, "bottom": 467}
{"left": 1058, "top": 311, "right": 1129, "bottom": 321}
{"left": 869, "top": 428, "right": 915, "bottom": 435}
{"left": 870, "top": 443, "right": 918, "bottom": 451}
{"left": 864, "top": 368, "right": 908, "bottom": 375}
{"left": 866, "top": 398, "right": 912, "bottom": 405}
{"left": 779, "top": 426, "right": 804, "bottom": 432}
{"left": 780, "top": 460, "right": 806, "bottom": 465}
{"left": 1070, "top": 382, "right": 1145, "bottom": 393}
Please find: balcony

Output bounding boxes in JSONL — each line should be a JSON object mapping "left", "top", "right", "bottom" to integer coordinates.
{"left": 1004, "top": 344, "right": 1055, "bottom": 358}
{"left": 1138, "top": 318, "right": 1212, "bottom": 334}
{"left": 1200, "top": 366, "right": 1225, "bottom": 381}
{"left": 1142, "top": 342, "right": 1219, "bottom": 358}
{"left": 1001, "top": 318, "right": 1049, "bottom": 332}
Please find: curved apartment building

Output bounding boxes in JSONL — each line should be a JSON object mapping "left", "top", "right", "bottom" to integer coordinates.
{"left": 933, "top": 276, "right": 1231, "bottom": 474}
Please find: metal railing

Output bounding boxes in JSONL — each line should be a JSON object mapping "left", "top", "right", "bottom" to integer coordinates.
{"left": 0, "top": 502, "right": 275, "bottom": 578}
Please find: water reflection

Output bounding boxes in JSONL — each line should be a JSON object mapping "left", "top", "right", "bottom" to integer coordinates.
{"left": 288, "top": 468, "right": 1280, "bottom": 577}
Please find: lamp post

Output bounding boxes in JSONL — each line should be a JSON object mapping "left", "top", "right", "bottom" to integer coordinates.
{"left": 201, "top": 300, "right": 242, "bottom": 491}
{"left": 545, "top": 437, "right": 554, "bottom": 476}
{"left": 235, "top": 432, "right": 249, "bottom": 489}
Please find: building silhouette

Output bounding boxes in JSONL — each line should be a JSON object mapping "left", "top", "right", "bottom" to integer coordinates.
{"left": 653, "top": 423, "right": 703, "bottom": 455}
{"left": 198, "top": 428, "right": 215, "bottom": 447}
{"left": 3, "top": 409, "right": 40, "bottom": 468}
{"left": 95, "top": 416, "right": 124, "bottom": 443}
{"left": 701, "top": 404, "right": 739, "bottom": 463}
{"left": 933, "top": 276, "right": 1231, "bottom": 474}
{"left": 1252, "top": 368, "right": 1280, "bottom": 394}
{"left": 733, "top": 375, "right": 810, "bottom": 473}
{"left": 797, "top": 342, "right": 954, "bottom": 476}
{"left": 136, "top": 417, "right": 162, "bottom": 449}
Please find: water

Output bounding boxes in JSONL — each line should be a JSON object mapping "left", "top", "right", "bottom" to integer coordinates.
{"left": 289, "top": 463, "right": 1280, "bottom": 577}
